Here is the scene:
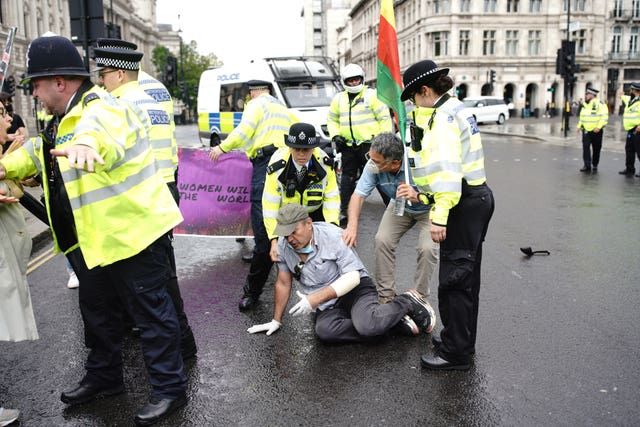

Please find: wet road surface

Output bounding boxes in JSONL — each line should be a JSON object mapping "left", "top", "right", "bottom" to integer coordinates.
{"left": 1, "top": 133, "right": 640, "bottom": 426}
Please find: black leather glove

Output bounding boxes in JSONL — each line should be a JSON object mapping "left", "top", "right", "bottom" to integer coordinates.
{"left": 332, "top": 135, "right": 347, "bottom": 153}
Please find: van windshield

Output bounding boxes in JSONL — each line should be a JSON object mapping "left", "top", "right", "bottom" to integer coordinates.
{"left": 279, "top": 81, "right": 341, "bottom": 108}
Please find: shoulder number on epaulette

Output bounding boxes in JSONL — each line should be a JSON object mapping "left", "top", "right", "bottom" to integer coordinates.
{"left": 323, "top": 156, "right": 335, "bottom": 169}
{"left": 83, "top": 93, "right": 100, "bottom": 106}
{"left": 267, "top": 159, "right": 286, "bottom": 174}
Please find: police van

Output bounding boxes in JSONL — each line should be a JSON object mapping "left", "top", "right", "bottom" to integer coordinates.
{"left": 197, "top": 56, "right": 342, "bottom": 147}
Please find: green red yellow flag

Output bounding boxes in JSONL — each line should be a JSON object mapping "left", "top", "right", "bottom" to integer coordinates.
{"left": 377, "top": 0, "right": 406, "bottom": 142}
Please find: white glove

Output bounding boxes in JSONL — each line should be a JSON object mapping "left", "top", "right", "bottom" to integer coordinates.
{"left": 289, "top": 291, "right": 313, "bottom": 317}
{"left": 247, "top": 319, "right": 281, "bottom": 336}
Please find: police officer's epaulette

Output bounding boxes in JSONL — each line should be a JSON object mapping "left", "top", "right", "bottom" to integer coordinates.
{"left": 267, "top": 159, "right": 286, "bottom": 174}
{"left": 323, "top": 156, "right": 335, "bottom": 169}
{"left": 83, "top": 93, "right": 100, "bottom": 106}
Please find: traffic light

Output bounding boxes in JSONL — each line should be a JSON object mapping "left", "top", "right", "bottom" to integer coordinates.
{"left": 547, "top": 86, "right": 555, "bottom": 93}
{"left": 164, "top": 56, "right": 178, "bottom": 87}
{"left": 489, "top": 69, "right": 496, "bottom": 85}
{"left": 17, "top": 73, "right": 33, "bottom": 96}
{"left": 557, "top": 40, "right": 576, "bottom": 78}
{"left": 2, "top": 75, "right": 16, "bottom": 95}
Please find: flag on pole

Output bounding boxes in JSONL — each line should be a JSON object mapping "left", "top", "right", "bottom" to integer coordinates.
{"left": 0, "top": 27, "right": 17, "bottom": 90}
{"left": 377, "top": 0, "right": 406, "bottom": 142}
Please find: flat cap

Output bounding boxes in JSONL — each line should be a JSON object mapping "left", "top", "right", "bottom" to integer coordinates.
{"left": 274, "top": 203, "right": 309, "bottom": 237}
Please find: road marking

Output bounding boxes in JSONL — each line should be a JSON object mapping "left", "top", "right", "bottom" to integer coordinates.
{"left": 27, "top": 246, "right": 56, "bottom": 275}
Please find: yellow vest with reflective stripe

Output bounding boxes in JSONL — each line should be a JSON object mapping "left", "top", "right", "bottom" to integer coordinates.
{"left": 622, "top": 95, "right": 640, "bottom": 131}
{"left": 220, "top": 93, "right": 297, "bottom": 159}
{"left": 113, "top": 81, "right": 175, "bottom": 183}
{"left": 262, "top": 147, "right": 339, "bottom": 239}
{"left": 0, "top": 86, "right": 182, "bottom": 269}
{"left": 138, "top": 70, "right": 178, "bottom": 170}
{"left": 327, "top": 87, "right": 393, "bottom": 143}
{"left": 578, "top": 98, "right": 608, "bottom": 131}
{"left": 409, "top": 97, "right": 486, "bottom": 225}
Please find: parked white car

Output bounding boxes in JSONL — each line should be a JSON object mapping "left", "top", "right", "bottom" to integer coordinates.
{"left": 461, "top": 96, "right": 510, "bottom": 124}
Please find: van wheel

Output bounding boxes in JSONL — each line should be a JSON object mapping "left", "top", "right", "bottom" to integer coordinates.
{"left": 210, "top": 134, "right": 221, "bottom": 147}
{"left": 497, "top": 114, "right": 505, "bottom": 125}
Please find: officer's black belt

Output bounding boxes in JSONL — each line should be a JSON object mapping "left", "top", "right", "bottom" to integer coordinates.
{"left": 253, "top": 144, "right": 277, "bottom": 160}
{"left": 345, "top": 140, "right": 371, "bottom": 149}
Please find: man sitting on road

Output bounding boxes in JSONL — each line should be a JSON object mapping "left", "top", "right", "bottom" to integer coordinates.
{"left": 342, "top": 132, "right": 439, "bottom": 303}
{"left": 247, "top": 203, "right": 436, "bottom": 342}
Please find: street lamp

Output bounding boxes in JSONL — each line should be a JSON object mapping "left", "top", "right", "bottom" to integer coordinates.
{"left": 178, "top": 14, "right": 187, "bottom": 117}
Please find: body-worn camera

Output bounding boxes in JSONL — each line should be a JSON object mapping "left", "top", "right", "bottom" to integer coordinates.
{"left": 410, "top": 123, "right": 424, "bottom": 151}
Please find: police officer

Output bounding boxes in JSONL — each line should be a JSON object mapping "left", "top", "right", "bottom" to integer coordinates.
{"left": 92, "top": 44, "right": 197, "bottom": 360}
{"left": 327, "top": 64, "right": 393, "bottom": 225}
{"left": 397, "top": 59, "right": 495, "bottom": 371}
{"left": 619, "top": 82, "right": 640, "bottom": 177}
{"left": 0, "top": 35, "right": 187, "bottom": 425}
{"left": 263, "top": 122, "right": 340, "bottom": 262}
{"left": 209, "top": 80, "right": 298, "bottom": 310}
{"left": 577, "top": 87, "right": 608, "bottom": 173}
{"left": 93, "top": 38, "right": 179, "bottom": 183}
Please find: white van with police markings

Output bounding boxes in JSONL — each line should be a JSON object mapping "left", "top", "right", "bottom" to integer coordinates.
{"left": 197, "top": 56, "right": 342, "bottom": 147}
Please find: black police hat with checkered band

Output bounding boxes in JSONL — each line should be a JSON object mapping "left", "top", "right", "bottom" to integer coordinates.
{"left": 284, "top": 123, "right": 321, "bottom": 149}
{"left": 93, "top": 47, "right": 143, "bottom": 71}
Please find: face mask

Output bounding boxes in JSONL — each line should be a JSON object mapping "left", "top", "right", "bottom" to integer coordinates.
{"left": 287, "top": 242, "right": 314, "bottom": 254}
{"left": 365, "top": 159, "right": 380, "bottom": 174}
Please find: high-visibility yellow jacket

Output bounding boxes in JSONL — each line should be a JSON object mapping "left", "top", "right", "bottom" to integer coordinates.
{"left": 262, "top": 147, "right": 340, "bottom": 239}
{"left": 621, "top": 94, "right": 640, "bottom": 131}
{"left": 112, "top": 81, "right": 175, "bottom": 184}
{"left": 577, "top": 98, "right": 608, "bottom": 131}
{"left": 138, "top": 70, "right": 178, "bottom": 172}
{"left": 219, "top": 93, "right": 298, "bottom": 159}
{"left": 409, "top": 97, "right": 487, "bottom": 225}
{"left": 0, "top": 85, "right": 182, "bottom": 269}
{"left": 327, "top": 87, "right": 393, "bottom": 144}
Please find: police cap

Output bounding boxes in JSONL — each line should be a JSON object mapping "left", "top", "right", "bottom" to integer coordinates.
{"left": 586, "top": 87, "right": 599, "bottom": 95}
{"left": 94, "top": 38, "right": 137, "bottom": 50}
{"left": 93, "top": 47, "right": 143, "bottom": 71}
{"left": 630, "top": 82, "right": 640, "bottom": 91}
{"left": 284, "top": 122, "right": 320, "bottom": 149}
{"left": 22, "top": 35, "right": 90, "bottom": 84}
{"left": 247, "top": 80, "right": 271, "bottom": 90}
{"left": 400, "top": 60, "right": 449, "bottom": 101}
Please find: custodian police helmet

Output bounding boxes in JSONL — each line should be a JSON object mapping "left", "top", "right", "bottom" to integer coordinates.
{"left": 22, "top": 35, "right": 89, "bottom": 84}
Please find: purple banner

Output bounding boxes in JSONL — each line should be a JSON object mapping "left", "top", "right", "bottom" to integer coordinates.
{"left": 175, "top": 147, "right": 253, "bottom": 237}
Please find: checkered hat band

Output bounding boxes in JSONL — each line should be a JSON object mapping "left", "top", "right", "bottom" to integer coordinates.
{"left": 406, "top": 68, "right": 443, "bottom": 87}
{"left": 95, "top": 57, "right": 139, "bottom": 70}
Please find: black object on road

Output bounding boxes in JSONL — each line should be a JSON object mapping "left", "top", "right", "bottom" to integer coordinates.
{"left": 520, "top": 246, "right": 550, "bottom": 256}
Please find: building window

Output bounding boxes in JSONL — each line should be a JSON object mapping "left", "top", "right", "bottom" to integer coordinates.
{"left": 460, "top": 0, "right": 471, "bottom": 12}
{"left": 574, "top": 29, "right": 586, "bottom": 54}
{"left": 529, "top": 0, "right": 541, "bottom": 12}
{"left": 630, "top": 27, "right": 639, "bottom": 58}
{"left": 527, "top": 30, "right": 541, "bottom": 56}
{"left": 507, "top": 0, "right": 520, "bottom": 12}
{"left": 506, "top": 30, "right": 519, "bottom": 56}
{"left": 433, "top": 31, "right": 449, "bottom": 56}
{"left": 484, "top": 0, "right": 497, "bottom": 13}
{"left": 612, "top": 26, "right": 622, "bottom": 54}
{"left": 574, "top": 0, "right": 586, "bottom": 11}
{"left": 613, "top": 0, "right": 623, "bottom": 17}
{"left": 633, "top": 0, "right": 640, "bottom": 18}
{"left": 483, "top": 30, "right": 496, "bottom": 55}
{"left": 459, "top": 30, "right": 470, "bottom": 55}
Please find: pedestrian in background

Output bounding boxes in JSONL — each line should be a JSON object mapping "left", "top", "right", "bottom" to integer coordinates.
{"left": 619, "top": 82, "right": 640, "bottom": 177}
{"left": 327, "top": 63, "right": 393, "bottom": 226}
{"left": 0, "top": 93, "right": 37, "bottom": 427}
{"left": 342, "top": 132, "right": 439, "bottom": 303}
{"left": 398, "top": 59, "right": 495, "bottom": 371}
{"left": 263, "top": 122, "right": 340, "bottom": 262}
{"left": 577, "top": 87, "right": 608, "bottom": 173}
{"left": 0, "top": 35, "right": 187, "bottom": 425}
{"left": 247, "top": 203, "right": 436, "bottom": 341}
{"left": 0, "top": 92, "right": 27, "bottom": 153}
{"left": 209, "top": 79, "right": 298, "bottom": 311}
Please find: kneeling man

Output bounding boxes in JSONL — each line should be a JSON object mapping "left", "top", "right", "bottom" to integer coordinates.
{"left": 247, "top": 203, "right": 435, "bottom": 342}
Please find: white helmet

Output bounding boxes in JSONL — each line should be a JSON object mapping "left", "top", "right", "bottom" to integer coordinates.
{"left": 342, "top": 63, "right": 365, "bottom": 94}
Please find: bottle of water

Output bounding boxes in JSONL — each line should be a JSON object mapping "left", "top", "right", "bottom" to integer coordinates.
{"left": 393, "top": 197, "right": 406, "bottom": 216}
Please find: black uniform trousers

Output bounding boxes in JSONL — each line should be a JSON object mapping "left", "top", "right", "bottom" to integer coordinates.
{"left": 243, "top": 154, "right": 275, "bottom": 299}
{"left": 581, "top": 129, "right": 604, "bottom": 169}
{"left": 624, "top": 130, "right": 640, "bottom": 172}
{"left": 67, "top": 235, "right": 186, "bottom": 399}
{"left": 437, "top": 182, "right": 495, "bottom": 365}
